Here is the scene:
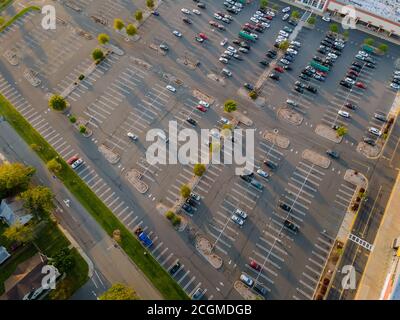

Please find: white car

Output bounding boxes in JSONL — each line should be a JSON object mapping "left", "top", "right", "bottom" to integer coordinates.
{"left": 222, "top": 68, "right": 232, "bottom": 77}
{"left": 231, "top": 214, "right": 244, "bottom": 226}
{"left": 219, "top": 57, "right": 228, "bottom": 64}
{"left": 240, "top": 273, "right": 254, "bottom": 287}
{"left": 127, "top": 132, "right": 138, "bottom": 141}
{"left": 71, "top": 158, "right": 83, "bottom": 169}
{"left": 227, "top": 46, "right": 237, "bottom": 53}
{"left": 181, "top": 8, "right": 191, "bottom": 14}
{"left": 334, "top": 42, "right": 345, "bottom": 48}
{"left": 327, "top": 53, "right": 338, "bottom": 59}
{"left": 257, "top": 169, "right": 269, "bottom": 179}
{"left": 287, "top": 48, "right": 298, "bottom": 55}
{"left": 234, "top": 208, "right": 248, "bottom": 219}
{"left": 166, "top": 85, "right": 176, "bottom": 92}
{"left": 280, "top": 59, "right": 290, "bottom": 65}
{"left": 358, "top": 50, "right": 369, "bottom": 57}
{"left": 267, "top": 10, "right": 275, "bottom": 17}
{"left": 390, "top": 82, "right": 400, "bottom": 90}
{"left": 279, "top": 30, "right": 289, "bottom": 37}
{"left": 282, "top": 6, "right": 291, "bottom": 13}
{"left": 261, "top": 22, "right": 270, "bottom": 28}
{"left": 172, "top": 30, "right": 182, "bottom": 37}
{"left": 338, "top": 110, "right": 350, "bottom": 118}
{"left": 291, "top": 40, "right": 301, "bottom": 47}
{"left": 190, "top": 192, "right": 201, "bottom": 201}
{"left": 214, "top": 13, "right": 222, "bottom": 20}
{"left": 345, "top": 77, "right": 355, "bottom": 85}
{"left": 192, "top": 9, "right": 201, "bottom": 15}
{"left": 394, "top": 70, "right": 400, "bottom": 76}
{"left": 250, "top": 33, "right": 258, "bottom": 39}
{"left": 224, "top": 50, "right": 234, "bottom": 56}
{"left": 199, "top": 100, "right": 210, "bottom": 108}
{"left": 220, "top": 117, "right": 230, "bottom": 124}
{"left": 220, "top": 38, "right": 228, "bottom": 46}
{"left": 282, "top": 13, "right": 290, "bottom": 21}
{"left": 250, "top": 17, "right": 259, "bottom": 23}
{"left": 369, "top": 127, "right": 382, "bottom": 136}
{"left": 322, "top": 14, "right": 331, "bottom": 22}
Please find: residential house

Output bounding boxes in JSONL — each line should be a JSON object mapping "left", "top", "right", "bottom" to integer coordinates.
{"left": 0, "top": 198, "right": 33, "bottom": 226}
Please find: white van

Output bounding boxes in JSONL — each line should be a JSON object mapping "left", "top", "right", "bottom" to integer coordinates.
{"left": 157, "top": 131, "right": 169, "bottom": 142}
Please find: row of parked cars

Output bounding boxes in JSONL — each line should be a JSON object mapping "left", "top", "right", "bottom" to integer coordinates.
{"left": 390, "top": 70, "right": 400, "bottom": 90}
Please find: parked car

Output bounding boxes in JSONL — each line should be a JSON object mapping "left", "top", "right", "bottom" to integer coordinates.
{"left": 240, "top": 273, "right": 254, "bottom": 287}
{"left": 231, "top": 214, "right": 244, "bottom": 226}
{"left": 369, "top": 127, "right": 382, "bottom": 136}
{"left": 283, "top": 219, "right": 299, "bottom": 233}
{"left": 234, "top": 208, "right": 248, "bottom": 219}
{"left": 326, "top": 150, "right": 339, "bottom": 159}
{"left": 169, "top": 261, "right": 181, "bottom": 275}
{"left": 279, "top": 202, "right": 291, "bottom": 212}
{"left": 71, "top": 158, "right": 83, "bottom": 169}
{"left": 250, "top": 260, "right": 261, "bottom": 271}
{"left": 192, "top": 288, "right": 205, "bottom": 300}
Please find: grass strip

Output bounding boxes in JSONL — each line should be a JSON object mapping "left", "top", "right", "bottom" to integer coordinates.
{"left": 0, "top": 6, "right": 40, "bottom": 33}
{"left": 0, "top": 95, "right": 188, "bottom": 300}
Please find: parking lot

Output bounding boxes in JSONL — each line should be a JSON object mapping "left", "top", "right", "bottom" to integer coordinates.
{"left": 1, "top": 0, "right": 400, "bottom": 300}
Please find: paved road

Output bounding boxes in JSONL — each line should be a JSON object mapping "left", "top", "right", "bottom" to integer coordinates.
{"left": 0, "top": 0, "right": 399, "bottom": 299}
{"left": 0, "top": 119, "right": 163, "bottom": 300}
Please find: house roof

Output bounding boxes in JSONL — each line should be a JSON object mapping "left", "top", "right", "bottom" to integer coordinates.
{"left": 0, "top": 246, "right": 10, "bottom": 265}
{"left": 0, "top": 253, "right": 47, "bottom": 300}
{"left": 0, "top": 198, "right": 33, "bottom": 226}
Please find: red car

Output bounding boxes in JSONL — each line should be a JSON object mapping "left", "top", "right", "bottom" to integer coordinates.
{"left": 244, "top": 23, "right": 255, "bottom": 29}
{"left": 355, "top": 82, "right": 366, "bottom": 89}
{"left": 348, "top": 70, "right": 359, "bottom": 76}
{"left": 67, "top": 155, "right": 79, "bottom": 165}
{"left": 198, "top": 33, "right": 208, "bottom": 40}
{"left": 209, "top": 20, "right": 218, "bottom": 27}
{"left": 265, "top": 15, "right": 273, "bottom": 20}
{"left": 250, "top": 260, "right": 261, "bottom": 271}
{"left": 316, "top": 70, "right": 327, "bottom": 77}
{"left": 274, "top": 66, "right": 284, "bottom": 73}
{"left": 196, "top": 105, "right": 207, "bottom": 112}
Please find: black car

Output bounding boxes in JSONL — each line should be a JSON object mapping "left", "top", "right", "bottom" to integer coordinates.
{"left": 197, "top": 3, "right": 206, "bottom": 9}
{"left": 269, "top": 73, "right": 279, "bottom": 80}
{"left": 259, "top": 60, "right": 269, "bottom": 67}
{"left": 346, "top": 73, "right": 357, "bottom": 81}
{"left": 279, "top": 202, "right": 291, "bottom": 212}
{"left": 254, "top": 283, "right": 268, "bottom": 296}
{"left": 240, "top": 174, "right": 253, "bottom": 182}
{"left": 318, "top": 48, "right": 328, "bottom": 54}
{"left": 182, "top": 203, "right": 193, "bottom": 214}
{"left": 352, "top": 61, "right": 363, "bottom": 68}
{"left": 169, "top": 261, "right": 182, "bottom": 275}
{"left": 274, "top": 42, "right": 280, "bottom": 48}
{"left": 186, "top": 117, "right": 197, "bottom": 126}
{"left": 322, "top": 60, "right": 333, "bottom": 67}
{"left": 340, "top": 80, "right": 352, "bottom": 88}
{"left": 288, "top": 19, "right": 298, "bottom": 26}
{"left": 242, "top": 27, "right": 252, "bottom": 33}
{"left": 266, "top": 52, "right": 276, "bottom": 59}
{"left": 255, "top": 27, "right": 264, "bottom": 33}
{"left": 284, "top": 219, "right": 299, "bottom": 233}
{"left": 326, "top": 150, "right": 339, "bottom": 159}
{"left": 239, "top": 42, "right": 250, "bottom": 49}
{"left": 227, "top": 8, "right": 238, "bottom": 14}
{"left": 306, "top": 85, "right": 317, "bottom": 93}
{"left": 392, "top": 78, "right": 400, "bottom": 84}
{"left": 299, "top": 73, "right": 310, "bottom": 80}
{"left": 366, "top": 62, "right": 375, "bottom": 68}
{"left": 350, "top": 65, "right": 361, "bottom": 72}
{"left": 244, "top": 83, "right": 254, "bottom": 91}
{"left": 185, "top": 197, "right": 197, "bottom": 207}
{"left": 294, "top": 86, "right": 304, "bottom": 93}
{"left": 283, "top": 55, "right": 293, "bottom": 62}
{"left": 268, "top": 49, "right": 277, "bottom": 55}
{"left": 182, "top": 17, "right": 192, "bottom": 24}
{"left": 302, "top": 70, "right": 313, "bottom": 77}
{"left": 363, "top": 137, "right": 376, "bottom": 146}
{"left": 264, "top": 159, "right": 277, "bottom": 169}
{"left": 313, "top": 56, "right": 323, "bottom": 63}
{"left": 295, "top": 81, "right": 306, "bottom": 88}
{"left": 283, "top": 65, "right": 292, "bottom": 71}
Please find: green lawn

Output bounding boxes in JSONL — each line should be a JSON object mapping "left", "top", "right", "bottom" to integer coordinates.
{"left": 0, "top": 95, "right": 188, "bottom": 300}
{"left": 0, "top": 0, "right": 13, "bottom": 12}
{"left": 0, "top": 6, "right": 40, "bottom": 33}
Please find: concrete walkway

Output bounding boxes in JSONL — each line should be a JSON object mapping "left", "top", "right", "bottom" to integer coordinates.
{"left": 355, "top": 171, "right": 400, "bottom": 299}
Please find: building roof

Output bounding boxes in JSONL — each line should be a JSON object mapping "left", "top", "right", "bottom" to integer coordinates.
{"left": 0, "top": 198, "right": 33, "bottom": 226}
{"left": 0, "top": 253, "right": 47, "bottom": 300}
{"left": 0, "top": 246, "right": 11, "bottom": 265}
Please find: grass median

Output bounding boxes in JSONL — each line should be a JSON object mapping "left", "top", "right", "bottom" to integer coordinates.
{"left": 0, "top": 95, "right": 188, "bottom": 300}
{"left": 0, "top": 6, "right": 40, "bottom": 33}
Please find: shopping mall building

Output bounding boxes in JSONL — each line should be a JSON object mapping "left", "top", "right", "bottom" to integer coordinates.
{"left": 295, "top": 0, "right": 400, "bottom": 36}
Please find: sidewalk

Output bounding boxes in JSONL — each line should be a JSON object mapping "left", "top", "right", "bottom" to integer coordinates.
{"left": 355, "top": 171, "right": 400, "bottom": 300}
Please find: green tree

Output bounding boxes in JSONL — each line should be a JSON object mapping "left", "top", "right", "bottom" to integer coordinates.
{"left": 51, "top": 248, "right": 75, "bottom": 274}
{"left": 113, "top": 18, "right": 124, "bottom": 31}
{"left": 291, "top": 10, "right": 300, "bottom": 20}
{"left": 92, "top": 48, "right": 104, "bottom": 61}
{"left": 363, "top": 38, "right": 374, "bottom": 46}
{"left": 97, "top": 33, "right": 110, "bottom": 45}
{"left": 307, "top": 16, "right": 316, "bottom": 25}
{"left": 146, "top": 0, "right": 155, "bottom": 9}
{"left": 193, "top": 164, "right": 206, "bottom": 177}
{"left": 125, "top": 24, "right": 137, "bottom": 37}
{"left": 99, "top": 283, "right": 139, "bottom": 300}
{"left": 272, "top": 4, "right": 278, "bottom": 10}
{"left": 171, "top": 215, "right": 181, "bottom": 226}
{"left": 47, "top": 158, "right": 62, "bottom": 174}
{"left": 135, "top": 10, "right": 143, "bottom": 22}
{"left": 4, "top": 222, "right": 35, "bottom": 244}
{"left": 0, "top": 162, "right": 35, "bottom": 199}
{"left": 278, "top": 40, "right": 290, "bottom": 52}
{"left": 79, "top": 125, "right": 87, "bottom": 134}
{"left": 49, "top": 94, "right": 67, "bottom": 111}
{"left": 378, "top": 43, "right": 388, "bottom": 53}
{"left": 180, "top": 184, "right": 191, "bottom": 198}
{"left": 165, "top": 211, "right": 175, "bottom": 220}
{"left": 0, "top": 16, "right": 5, "bottom": 26}
{"left": 20, "top": 186, "right": 55, "bottom": 215}
{"left": 224, "top": 99, "right": 237, "bottom": 113}
{"left": 260, "top": 0, "right": 268, "bottom": 9}
{"left": 249, "top": 90, "right": 258, "bottom": 100}
{"left": 336, "top": 126, "right": 348, "bottom": 137}
{"left": 343, "top": 30, "right": 350, "bottom": 39}
{"left": 329, "top": 23, "right": 339, "bottom": 33}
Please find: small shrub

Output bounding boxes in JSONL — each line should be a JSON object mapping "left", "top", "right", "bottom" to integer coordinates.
{"left": 249, "top": 90, "right": 258, "bottom": 100}
{"left": 79, "top": 125, "right": 87, "bottom": 134}
{"left": 352, "top": 203, "right": 359, "bottom": 211}
{"left": 69, "top": 116, "right": 77, "bottom": 123}
{"left": 165, "top": 211, "right": 175, "bottom": 220}
{"left": 171, "top": 215, "right": 181, "bottom": 226}
{"left": 78, "top": 74, "right": 85, "bottom": 81}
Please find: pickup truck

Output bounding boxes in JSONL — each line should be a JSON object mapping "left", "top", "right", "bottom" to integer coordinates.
{"left": 135, "top": 227, "right": 153, "bottom": 247}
